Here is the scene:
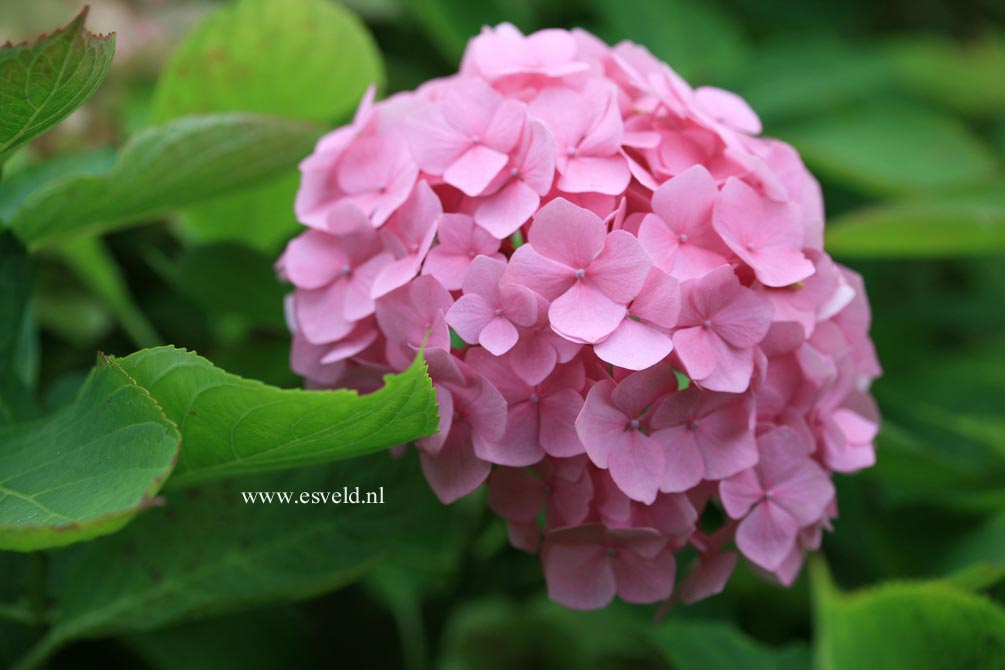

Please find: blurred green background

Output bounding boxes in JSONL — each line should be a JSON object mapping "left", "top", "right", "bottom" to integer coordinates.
{"left": 0, "top": 0, "right": 1003, "bottom": 668}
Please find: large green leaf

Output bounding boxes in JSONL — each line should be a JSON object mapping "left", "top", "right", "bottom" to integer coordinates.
{"left": 113, "top": 347, "right": 438, "bottom": 488}
{"left": 17, "top": 451, "right": 437, "bottom": 668}
{"left": 150, "top": 0, "right": 382, "bottom": 253}
{"left": 7, "top": 114, "right": 321, "bottom": 247}
{"left": 826, "top": 186, "right": 1005, "bottom": 257}
{"left": 654, "top": 619, "right": 810, "bottom": 670}
{"left": 782, "top": 103, "right": 999, "bottom": 196}
{"left": 0, "top": 355, "right": 180, "bottom": 552}
{"left": 888, "top": 34, "right": 1005, "bottom": 116}
{"left": 0, "top": 231, "right": 35, "bottom": 425}
{"left": 811, "top": 560, "right": 1005, "bottom": 670}
{"left": 150, "top": 0, "right": 382, "bottom": 124}
{"left": 0, "top": 8, "right": 114, "bottom": 165}
{"left": 733, "top": 36, "right": 895, "bottom": 124}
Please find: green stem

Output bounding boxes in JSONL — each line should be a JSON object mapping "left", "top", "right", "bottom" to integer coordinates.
{"left": 0, "top": 602, "right": 33, "bottom": 625}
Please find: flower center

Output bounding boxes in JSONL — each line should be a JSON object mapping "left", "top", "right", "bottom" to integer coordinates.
{"left": 702, "top": 319, "right": 712, "bottom": 329}
{"left": 340, "top": 265, "right": 352, "bottom": 277}
{"left": 494, "top": 308, "right": 503, "bottom": 317}
{"left": 471, "top": 135, "right": 480, "bottom": 144}
{"left": 629, "top": 418, "right": 641, "bottom": 430}
{"left": 688, "top": 420, "right": 699, "bottom": 431}
{"left": 529, "top": 393, "right": 540, "bottom": 405}
{"left": 575, "top": 268, "right": 586, "bottom": 280}
{"left": 566, "top": 145, "right": 578, "bottom": 157}
{"left": 678, "top": 233, "right": 688, "bottom": 244}
{"left": 377, "top": 183, "right": 387, "bottom": 194}
{"left": 605, "top": 547, "right": 617, "bottom": 558}
{"left": 510, "top": 167, "right": 520, "bottom": 178}
{"left": 746, "top": 241, "right": 755, "bottom": 251}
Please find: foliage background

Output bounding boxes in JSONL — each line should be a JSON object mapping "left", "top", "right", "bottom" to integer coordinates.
{"left": 0, "top": 0, "right": 1003, "bottom": 668}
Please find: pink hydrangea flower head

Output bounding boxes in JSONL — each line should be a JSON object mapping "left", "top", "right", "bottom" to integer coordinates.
{"left": 280, "top": 24, "right": 881, "bottom": 612}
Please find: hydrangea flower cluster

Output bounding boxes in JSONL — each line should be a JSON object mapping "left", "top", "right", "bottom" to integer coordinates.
{"left": 278, "top": 23, "right": 881, "bottom": 610}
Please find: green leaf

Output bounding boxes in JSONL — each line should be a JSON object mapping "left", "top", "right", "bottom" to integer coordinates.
{"left": 20, "top": 451, "right": 436, "bottom": 667}
{"left": 0, "top": 231, "right": 35, "bottom": 425}
{"left": 8, "top": 114, "right": 321, "bottom": 248}
{"left": 733, "top": 36, "right": 895, "bottom": 124}
{"left": 781, "top": 103, "right": 999, "bottom": 196}
{"left": 53, "top": 235, "right": 161, "bottom": 348}
{"left": 653, "top": 619, "right": 810, "bottom": 670}
{"left": 151, "top": 0, "right": 382, "bottom": 124}
{"left": 888, "top": 34, "right": 1005, "bottom": 116}
{"left": 587, "top": 0, "right": 748, "bottom": 84}
{"left": 810, "top": 560, "right": 1005, "bottom": 670}
{"left": 826, "top": 186, "right": 1005, "bottom": 257}
{"left": 0, "top": 354, "right": 180, "bottom": 552}
{"left": 0, "top": 148, "right": 115, "bottom": 221}
{"left": 112, "top": 346, "right": 438, "bottom": 488}
{"left": 0, "top": 8, "right": 115, "bottom": 165}
{"left": 174, "top": 174, "right": 301, "bottom": 254}
{"left": 150, "top": 0, "right": 382, "bottom": 253}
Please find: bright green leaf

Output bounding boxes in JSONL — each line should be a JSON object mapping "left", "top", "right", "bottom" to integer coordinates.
{"left": 0, "top": 355, "right": 180, "bottom": 552}
{"left": 174, "top": 174, "right": 301, "bottom": 254}
{"left": 826, "top": 186, "right": 1005, "bottom": 257}
{"left": 8, "top": 114, "right": 321, "bottom": 247}
{"left": 811, "top": 560, "right": 1005, "bottom": 670}
{"left": 151, "top": 0, "right": 383, "bottom": 124}
{"left": 150, "top": 0, "right": 382, "bottom": 253}
{"left": 112, "top": 346, "right": 438, "bottom": 488}
{"left": 0, "top": 8, "right": 114, "bottom": 165}
{"left": 781, "top": 103, "right": 999, "bottom": 196}
{"left": 19, "top": 451, "right": 438, "bottom": 668}
{"left": 0, "top": 148, "right": 115, "bottom": 221}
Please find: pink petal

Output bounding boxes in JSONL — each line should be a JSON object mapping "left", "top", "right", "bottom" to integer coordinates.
{"left": 504, "top": 244, "right": 576, "bottom": 301}
{"left": 509, "top": 332, "right": 558, "bottom": 386}
{"left": 476, "top": 400, "right": 544, "bottom": 466}
{"left": 612, "top": 547, "right": 676, "bottom": 604}
{"left": 677, "top": 551, "right": 738, "bottom": 604}
{"left": 719, "top": 467, "right": 763, "bottom": 519}
{"left": 672, "top": 326, "right": 719, "bottom": 382}
{"left": 479, "top": 316, "right": 520, "bottom": 355}
{"left": 608, "top": 430, "right": 667, "bottom": 504}
{"left": 558, "top": 155, "right": 631, "bottom": 195}
{"left": 475, "top": 179, "right": 542, "bottom": 239}
{"left": 487, "top": 466, "right": 545, "bottom": 522}
{"left": 444, "top": 144, "right": 509, "bottom": 196}
{"left": 587, "top": 230, "right": 653, "bottom": 304}
{"left": 594, "top": 319, "right": 673, "bottom": 370}
{"left": 420, "top": 426, "right": 492, "bottom": 504}
{"left": 543, "top": 540, "right": 615, "bottom": 610}
{"left": 539, "top": 389, "right": 587, "bottom": 457}
{"left": 528, "top": 198, "right": 606, "bottom": 269}
{"left": 446, "top": 294, "right": 494, "bottom": 344}
{"left": 652, "top": 427, "right": 704, "bottom": 493}
{"left": 735, "top": 501, "right": 799, "bottom": 571}
{"left": 550, "top": 281, "right": 627, "bottom": 343}
{"left": 576, "top": 380, "right": 626, "bottom": 468}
